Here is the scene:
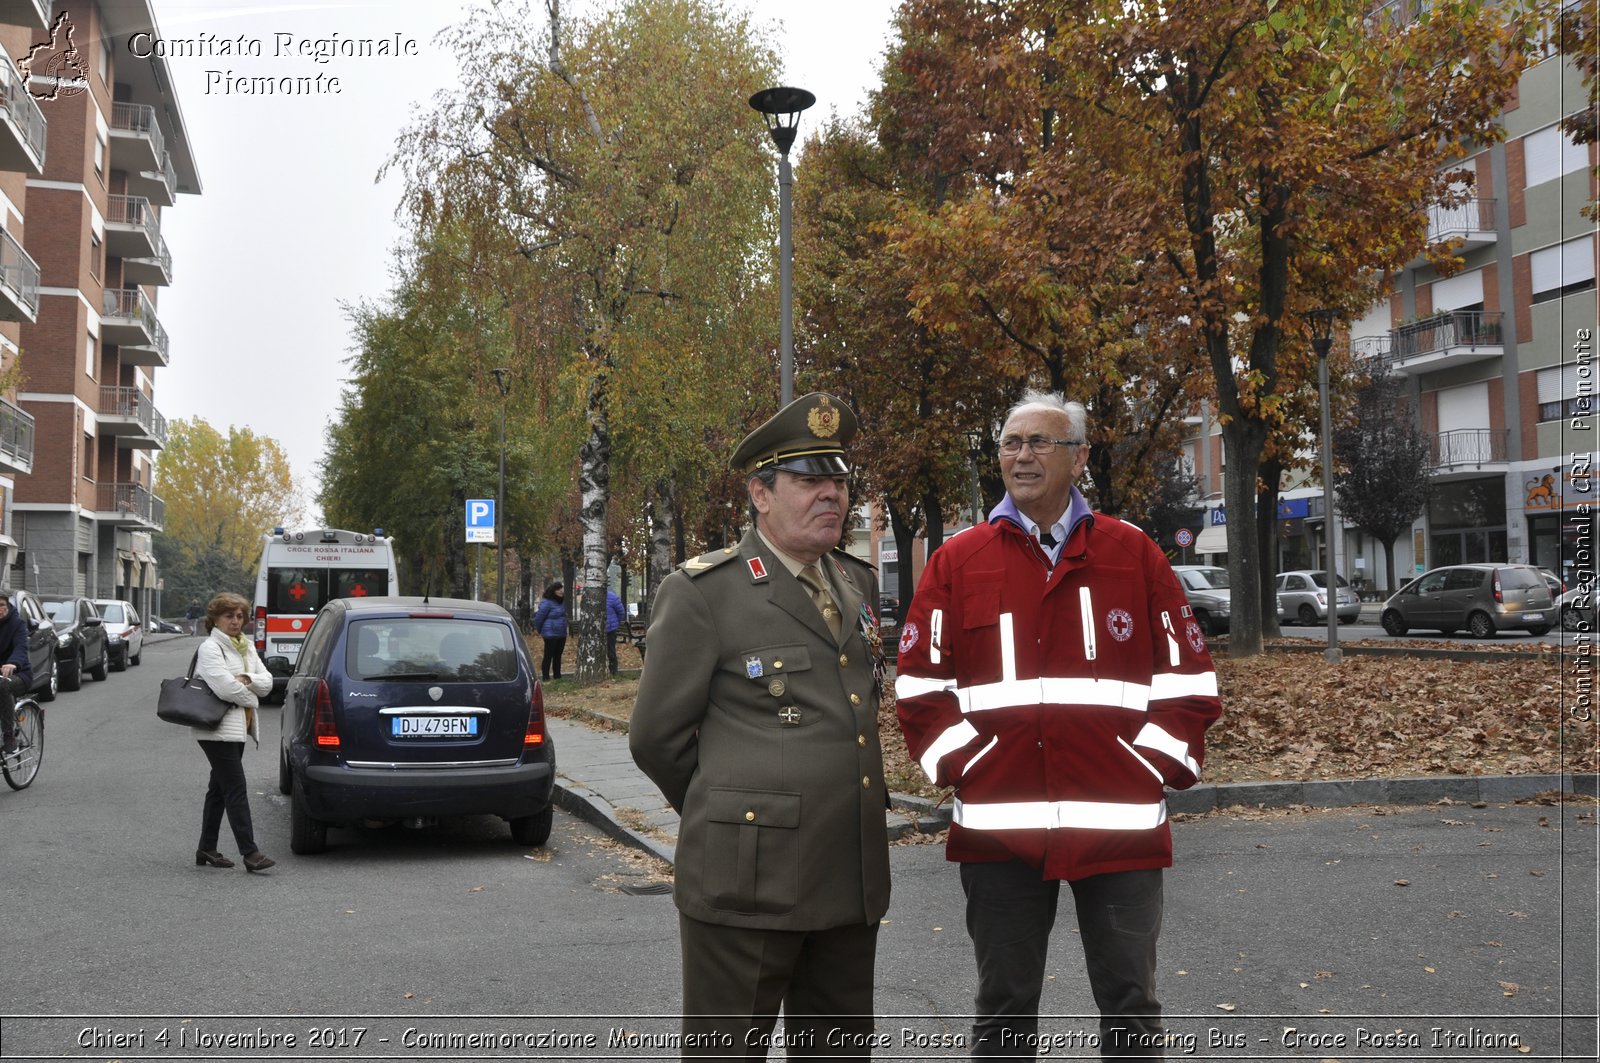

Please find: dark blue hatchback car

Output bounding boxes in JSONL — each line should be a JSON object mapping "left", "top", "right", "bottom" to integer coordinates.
{"left": 277, "top": 596, "right": 555, "bottom": 853}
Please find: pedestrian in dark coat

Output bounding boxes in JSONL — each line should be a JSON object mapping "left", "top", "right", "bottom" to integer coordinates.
{"left": 630, "top": 392, "right": 890, "bottom": 1058}
{"left": 530, "top": 582, "right": 567, "bottom": 680}
{"left": 604, "top": 589, "right": 625, "bottom": 675}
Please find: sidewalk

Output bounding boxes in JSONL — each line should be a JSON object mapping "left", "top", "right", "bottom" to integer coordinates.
{"left": 544, "top": 714, "right": 1596, "bottom": 867}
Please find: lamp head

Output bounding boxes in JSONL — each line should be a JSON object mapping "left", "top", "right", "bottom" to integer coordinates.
{"left": 1304, "top": 308, "right": 1339, "bottom": 356}
{"left": 748, "top": 86, "right": 815, "bottom": 157}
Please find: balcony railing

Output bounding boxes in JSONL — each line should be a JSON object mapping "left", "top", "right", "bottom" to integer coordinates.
{"left": 1427, "top": 197, "right": 1496, "bottom": 242}
{"left": 97, "top": 482, "right": 164, "bottom": 529}
{"left": 123, "top": 230, "right": 173, "bottom": 286}
{"left": 101, "top": 287, "right": 170, "bottom": 365}
{"left": 98, "top": 385, "right": 168, "bottom": 445}
{"left": 110, "top": 101, "right": 166, "bottom": 161}
{"left": 0, "top": 224, "right": 39, "bottom": 321}
{"left": 1390, "top": 310, "right": 1503, "bottom": 360}
{"left": 1431, "top": 428, "right": 1508, "bottom": 469}
{"left": 106, "top": 194, "right": 160, "bottom": 253}
{"left": 0, "top": 394, "right": 34, "bottom": 472}
{"left": 0, "top": 51, "right": 46, "bottom": 169}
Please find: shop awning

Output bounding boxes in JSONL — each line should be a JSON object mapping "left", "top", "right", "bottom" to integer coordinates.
{"left": 1194, "top": 525, "right": 1229, "bottom": 555}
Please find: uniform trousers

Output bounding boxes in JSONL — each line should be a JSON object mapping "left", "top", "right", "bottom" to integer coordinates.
{"left": 197, "top": 739, "right": 260, "bottom": 857}
{"left": 678, "top": 913, "right": 879, "bottom": 1060}
{"left": 961, "top": 861, "right": 1165, "bottom": 1059}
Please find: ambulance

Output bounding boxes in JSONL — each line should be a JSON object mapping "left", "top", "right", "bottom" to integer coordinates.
{"left": 253, "top": 528, "right": 398, "bottom": 688}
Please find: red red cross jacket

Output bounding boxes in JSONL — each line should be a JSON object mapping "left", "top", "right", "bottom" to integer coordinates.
{"left": 895, "top": 511, "right": 1222, "bottom": 880}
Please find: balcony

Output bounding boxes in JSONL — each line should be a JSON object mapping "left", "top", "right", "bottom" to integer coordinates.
{"left": 96, "top": 482, "right": 164, "bottom": 530}
{"left": 1427, "top": 197, "right": 1496, "bottom": 252}
{"left": 0, "top": 225, "right": 39, "bottom": 323}
{"left": 0, "top": 51, "right": 46, "bottom": 174}
{"left": 97, "top": 386, "right": 167, "bottom": 449}
{"left": 105, "top": 194, "right": 160, "bottom": 260}
{"left": 109, "top": 102, "right": 167, "bottom": 179}
{"left": 1385, "top": 310, "right": 1503, "bottom": 375}
{"left": 0, "top": 395, "right": 34, "bottom": 475}
{"left": 1431, "top": 428, "right": 1509, "bottom": 477}
{"left": 122, "top": 230, "right": 173, "bottom": 287}
{"left": 0, "top": 0, "right": 52, "bottom": 30}
{"left": 101, "top": 288, "right": 170, "bottom": 368}
{"left": 126, "top": 149, "right": 177, "bottom": 208}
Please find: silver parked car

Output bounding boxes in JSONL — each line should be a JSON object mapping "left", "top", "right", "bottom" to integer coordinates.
{"left": 1275, "top": 570, "right": 1361, "bottom": 625}
{"left": 1556, "top": 585, "right": 1596, "bottom": 631}
{"left": 1381, "top": 564, "right": 1554, "bottom": 638}
{"left": 1172, "top": 565, "right": 1230, "bottom": 636}
{"left": 92, "top": 598, "right": 144, "bottom": 670}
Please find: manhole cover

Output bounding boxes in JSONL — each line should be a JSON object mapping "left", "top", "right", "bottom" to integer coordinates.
{"left": 619, "top": 881, "right": 673, "bottom": 896}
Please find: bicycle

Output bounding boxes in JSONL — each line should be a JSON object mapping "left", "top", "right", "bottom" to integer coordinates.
{"left": 2, "top": 696, "right": 43, "bottom": 790}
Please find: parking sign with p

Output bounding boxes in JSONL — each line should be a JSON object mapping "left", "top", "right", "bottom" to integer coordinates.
{"left": 466, "top": 499, "right": 495, "bottom": 544}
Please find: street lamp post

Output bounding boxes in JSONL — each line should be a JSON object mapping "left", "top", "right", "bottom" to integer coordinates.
{"left": 966, "top": 430, "right": 984, "bottom": 527}
{"left": 1306, "top": 309, "right": 1342, "bottom": 664}
{"left": 491, "top": 367, "right": 512, "bottom": 608}
{"left": 749, "top": 86, "right": 815, "bottom": 406}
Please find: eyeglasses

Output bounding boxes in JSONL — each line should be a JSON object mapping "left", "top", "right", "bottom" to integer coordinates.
{"left": 998, "top": 435, "right": 1084, "bottom": 456}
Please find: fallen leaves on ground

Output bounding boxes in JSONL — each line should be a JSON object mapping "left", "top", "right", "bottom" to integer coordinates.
{"left": 546, "top": 642, "right": 1594, "bottom": 803}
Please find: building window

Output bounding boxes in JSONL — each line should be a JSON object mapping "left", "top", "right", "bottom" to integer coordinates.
{"left": 1537, "top": 363, "right": 1596, "bottom": 422}
{"left": 1531, "top": 235, "right": 1597, "bottom": 304}
{"left": 1524, "top": 122, "right": 1590, "bottom": 188}
{"left": 93, "top": 134, "right": 105, "bottom": 178}
{"left": 85, "top": 334, "right": 96, "bottom": 380}
{"left": 89, "top": 232, "right": 101, "bottom": 280}
{"left": 82, "top": 432, "right": 94, "bottom": 480}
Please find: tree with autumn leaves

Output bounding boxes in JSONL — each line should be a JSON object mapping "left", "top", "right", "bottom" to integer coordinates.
{"left": 846, "top": 0, "right": 1540, "bottom": 655}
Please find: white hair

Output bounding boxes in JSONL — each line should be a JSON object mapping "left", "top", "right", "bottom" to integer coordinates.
{"left": 1003, "top": 389, "right": 1087, "bottom": 441}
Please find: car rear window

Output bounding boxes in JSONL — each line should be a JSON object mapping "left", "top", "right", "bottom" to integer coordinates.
{"left": 345, "top": 618, "right": 519, "bottom": 683}
{"left": 1183, "top": 568, "right": 1230, "bottom": 590}
{"left": 1308, "top": 573, "right": 1350, "bottom": 588}
{"left": 43, "top": 601, "right": 76, "bottom": 623}
{"left": 1497, "top": 567, "right": 1540, "bottom": 590}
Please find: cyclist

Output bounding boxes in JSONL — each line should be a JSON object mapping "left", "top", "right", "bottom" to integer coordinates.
{"left": 0, "top": 591, "right": 33, "bottom": 755}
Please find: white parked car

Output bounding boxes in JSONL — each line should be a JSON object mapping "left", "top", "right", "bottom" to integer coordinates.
{"left": 91, "top": 598, "right": 145, "bottom": 670}
{"left": 1275, "top": 570, "right": 1361, "bottom": 625}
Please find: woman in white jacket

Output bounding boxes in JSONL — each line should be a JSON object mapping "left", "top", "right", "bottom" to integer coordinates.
{"left": 192, "top": 592, "right": 276, "bottom": 872}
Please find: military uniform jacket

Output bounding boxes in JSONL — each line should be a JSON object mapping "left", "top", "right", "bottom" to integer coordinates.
{"left": 629, "top": 529, "right": 891, "bottom": 931}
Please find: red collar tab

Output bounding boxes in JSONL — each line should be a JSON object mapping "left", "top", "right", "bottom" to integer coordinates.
{"left": 747, "top": 557, "right": 769, "bottom": 581}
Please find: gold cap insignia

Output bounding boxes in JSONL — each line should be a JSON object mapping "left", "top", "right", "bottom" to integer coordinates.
{"left": 807, "top": 395, "right": 839, "bottom": 438}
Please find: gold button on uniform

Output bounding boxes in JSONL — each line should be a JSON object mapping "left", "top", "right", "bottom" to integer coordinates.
{"left": 745, "top": 811, "right": 756, "bottom": 822}
{"left": 773, "top": 660, "right": 784, "bottom": 670}
{"left": 839, "top": 653, "right": 849, "bottom": 666}
{"left": 857, "top": 734, "right": 867, "bottom": 747}
{"left": 862, "top": 776, "right": 871, "bottom": 789}
{"left": 849, "top": 693, "right": 861, "bottom": 705}
{"left": 768, "top": 679, "right": 785, "bottom": 697}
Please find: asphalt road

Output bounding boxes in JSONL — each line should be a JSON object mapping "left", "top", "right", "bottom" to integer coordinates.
{"left": 1, "top": 635, "right": 1595, "bottom": 1061}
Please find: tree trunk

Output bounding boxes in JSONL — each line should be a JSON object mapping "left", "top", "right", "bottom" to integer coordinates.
{"left": 1381, "top": 533, "right": 1402, "bottom": 599}
{"left": 922, "top": 490, "right": 945, "bottom": 553}
{"left": 575, "top": 382, "right": 611, "bottom": 683}
{"left": 647, "top": 483, "right": 674, "bottom": 624}
{"left": 888, "top": 500, "right": 917, "bottom": 611}
{"left": 1221, "top": 418, "right": 1268, "bottom": 656}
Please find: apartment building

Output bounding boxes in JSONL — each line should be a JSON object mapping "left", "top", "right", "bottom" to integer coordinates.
{"left": 1181, "top": 38, "right": 1598, "bottom": 595}
{"left": 0, "top": 0, "right": 198, "bottom": 615}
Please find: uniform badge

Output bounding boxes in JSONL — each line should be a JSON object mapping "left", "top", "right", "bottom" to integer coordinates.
{"left": 898, "top": 622, "right": 919, "bottom": 655}
{"left": 1185, "top": 620, "right": 1206, "bottom": 655}
{"left": 778, "top": 706, "right": 801, "bottom": 725}
{"left": 745, "top": 656, "right": 764, "bottom": 679}
{"left": 807, "top": 395, "right": 840, "bottom": 438}
{"left": 1106, "top": 609, "right": 1134, "bottom": 642}
{"left": 1180, "top": 605, "right": 1193, "bottom": 619}
{"left": 747, "top": 557, "right": 769, "bottom": 581}
{"left": 767, "top": 679, "right": 785, "bottom": 697}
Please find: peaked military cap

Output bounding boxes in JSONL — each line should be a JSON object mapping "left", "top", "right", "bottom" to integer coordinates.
{"left": 731, "top": 392, "right": 858, "bottom": 476}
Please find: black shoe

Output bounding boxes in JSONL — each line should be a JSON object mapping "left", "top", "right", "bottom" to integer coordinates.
{"left": 243, "top": 852, "right": 276, "bottom": 873}
{"left": 195, "top": 849, "right": 235, "bottom": 868}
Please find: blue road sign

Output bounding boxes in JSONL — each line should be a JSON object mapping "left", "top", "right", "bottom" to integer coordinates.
{"left": 466, "top": 498, "right": 495, "bottom": 544}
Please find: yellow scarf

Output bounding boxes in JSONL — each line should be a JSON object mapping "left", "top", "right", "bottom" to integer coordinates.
{"left": 228, "top": 633, "right": 254, "bottom": 730}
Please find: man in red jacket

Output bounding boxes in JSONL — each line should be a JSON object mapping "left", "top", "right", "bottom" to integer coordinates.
{"left": 896, "top": 390, "right": 1222, "bottom": 1059}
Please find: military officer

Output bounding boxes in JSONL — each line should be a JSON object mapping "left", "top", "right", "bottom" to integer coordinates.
{"left": 630, "top": 392, "right": 891, "bottom": 1060}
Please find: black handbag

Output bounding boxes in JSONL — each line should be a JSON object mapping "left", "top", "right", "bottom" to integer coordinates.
{"left": 156, "top": 657, "right": 231, "bottom": 728}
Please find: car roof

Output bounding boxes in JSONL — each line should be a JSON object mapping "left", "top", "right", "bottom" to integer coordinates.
{"left": 330, "top": 595, "right": 514, "bottom": 620}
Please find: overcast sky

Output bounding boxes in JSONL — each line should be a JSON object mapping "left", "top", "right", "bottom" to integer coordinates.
{"left": 152, "top": 0, "right": 899, "bottom": 523}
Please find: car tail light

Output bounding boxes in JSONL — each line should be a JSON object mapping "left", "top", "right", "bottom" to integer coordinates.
{"left": 313, "top": 680, "right": 340, "bottom": 748}
{"left": 524, "top": 681, "right": 546, "bottom": 747}
{"left": 1492, "top": 572, "right": 1503, "bottom": 604}
{"left": 254, "top": 605, "right": 268, "bottom": 653}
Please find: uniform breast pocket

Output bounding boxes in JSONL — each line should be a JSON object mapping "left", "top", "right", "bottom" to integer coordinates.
{"left": 960, "top": 575, "right": 1004, "bottom": 684}
{"left": 702, "top": 787, "right": 801, "bottom": 914}
{"left": 730, "top": 644, "right": 816, "bottom": 728}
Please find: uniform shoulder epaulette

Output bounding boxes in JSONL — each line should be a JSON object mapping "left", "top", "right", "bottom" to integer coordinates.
{"left": 679, "top": 547, "right": 742, "bottom": 577}
{"left": 832, "top": 548, "right": 877, "bottom": 572}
